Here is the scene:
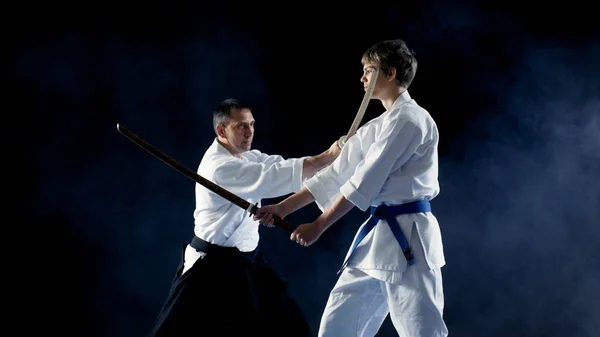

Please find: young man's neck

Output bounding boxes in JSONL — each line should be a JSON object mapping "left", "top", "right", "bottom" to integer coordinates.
{"left": 379, "top": 86, "right": 407, "bottom": 111}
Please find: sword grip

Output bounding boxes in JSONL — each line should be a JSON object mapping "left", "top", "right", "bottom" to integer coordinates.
{"left": 249, "top": 202, "right": 296, "bottom": 233}
{"left": 273, "top": 215, "right": 296, "bottom": 233}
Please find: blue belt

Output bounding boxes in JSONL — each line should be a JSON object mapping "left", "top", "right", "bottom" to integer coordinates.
{"left": 338, "top": 199, "right": 431, "bottom": 274}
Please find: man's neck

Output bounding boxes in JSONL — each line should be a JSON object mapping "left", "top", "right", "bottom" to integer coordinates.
{"left": 217, "top": 138, "right": 242, "bottom": 158}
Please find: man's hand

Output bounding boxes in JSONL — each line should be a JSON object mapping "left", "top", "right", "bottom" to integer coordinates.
{"left": 290, "top": 221, "right": 325, "bottom": 247}
{"left": 337, "top": 135, "right": 347, "bottom": 149}
{"left": 253, "top": 203, "right": 287, "bottom": 227}
{"left": 329, "top": 137, "right": 342, "bottom": 158}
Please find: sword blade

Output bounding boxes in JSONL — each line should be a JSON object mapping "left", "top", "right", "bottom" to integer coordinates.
{"left": 116, "top": 123, "right": 296, "bottom": 233}
{"left": 346, "top": 67, "right": 380, "bottom": 138}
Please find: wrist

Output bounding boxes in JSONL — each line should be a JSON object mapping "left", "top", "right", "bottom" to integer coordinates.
{"left": 313, "top": 215, "right": 330, "bottom": 232}
{"left": 278, "top": 200, "right": 295, "bottom": 218}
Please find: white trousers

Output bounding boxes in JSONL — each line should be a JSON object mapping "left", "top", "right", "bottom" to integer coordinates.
{"left": 318, "top": 265, "right": 448, "bottom": 337}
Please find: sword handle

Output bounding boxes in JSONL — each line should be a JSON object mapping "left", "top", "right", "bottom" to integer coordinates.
{"left": 273, "top": 216, "right": 296, "bottom": 233}
{"left": 248, "top": 202, "right": 296, "bottom": 233}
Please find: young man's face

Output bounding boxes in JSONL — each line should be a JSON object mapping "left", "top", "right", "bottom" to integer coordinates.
{"left": 361, "top": 64, "right": 382, "bottom": 98}
{"left": 220, "top": 108, "right": 255, "bottom": 155}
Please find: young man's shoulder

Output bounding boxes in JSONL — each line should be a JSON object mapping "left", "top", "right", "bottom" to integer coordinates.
{"left": 391, "top": 101, "right": 435, "bottom": 130}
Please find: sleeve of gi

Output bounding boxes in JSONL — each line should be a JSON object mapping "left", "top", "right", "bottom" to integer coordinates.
{"left": 211, "top": 151, "right": 306, "bottom": 200}
{"left": 340, "top": 116, "right": 424, "bottom": 211}
{"left": 303, "top": 134, "right": 365, "bottom": 212}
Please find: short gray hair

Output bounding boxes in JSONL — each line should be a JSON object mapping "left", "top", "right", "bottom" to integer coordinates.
{"left": 212, "top": 98, "right": 252, "bottom": 133}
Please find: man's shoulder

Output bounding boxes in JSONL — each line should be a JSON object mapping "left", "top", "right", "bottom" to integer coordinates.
{"left": 198, "top": 148, "right": 237, "bottom": 175}
{"left": 242, "top": 148, "right": 265, "bottom": 159}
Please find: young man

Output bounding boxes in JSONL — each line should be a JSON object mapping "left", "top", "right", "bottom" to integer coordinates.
{"left": 254, "top": 39, "right": 448, "bottom": 336}
{"left": 146, "top": 98, "right": 341, "bottom": 337}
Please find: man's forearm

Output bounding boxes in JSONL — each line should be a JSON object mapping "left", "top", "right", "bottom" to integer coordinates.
{"left": 314, "top": 194, "right": 355, "bottom": 232}
{"left": 302, "top": 147, "right": 338, "bottom": 179}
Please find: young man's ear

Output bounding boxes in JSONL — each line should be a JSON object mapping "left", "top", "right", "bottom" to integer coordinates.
{"left": 386, "top": 67, "right": 397, "bottom": 82}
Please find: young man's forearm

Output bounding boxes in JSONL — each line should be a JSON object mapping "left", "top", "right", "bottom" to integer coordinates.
{"left": 313, "top": 194, "right": 355, "bottom": 232}
{"left": 280, "top": 186, "right": 315, "bottom": 216}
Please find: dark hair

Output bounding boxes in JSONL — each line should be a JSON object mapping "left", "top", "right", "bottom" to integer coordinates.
{"left": 361, "top": 39, "right": 418, "bottom": 88}
{"left": 212, "top": 98, "right": 252, "bottom": 132}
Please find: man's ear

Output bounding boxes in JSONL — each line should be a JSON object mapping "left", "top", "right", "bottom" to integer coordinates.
{"left": 386, "top": 67, "right": 397, "bottom": 82}
{"left": 216, "top": 124, "right": 226, "bottom": 138}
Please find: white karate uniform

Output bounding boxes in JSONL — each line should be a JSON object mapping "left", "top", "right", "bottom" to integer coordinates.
{"left": 304, "top": 91, "right": 448, "bottom": 336}
{"left": 182, "top": 139, "right": 306, "bottom": 274}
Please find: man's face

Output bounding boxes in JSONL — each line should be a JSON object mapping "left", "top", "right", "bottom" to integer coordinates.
{"left": 222, "top": 108, "right": 255, "bottom": 155}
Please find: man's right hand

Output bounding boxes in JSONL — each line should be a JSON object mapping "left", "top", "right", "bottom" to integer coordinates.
{"left": 253, "top": 203, "right": 287, "bottom": 227}
{"left": 329, "top": 137, "right": 342, "bottom": 159}
{"left": 337, "top": 135, "right": 347, "bottom": 149}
